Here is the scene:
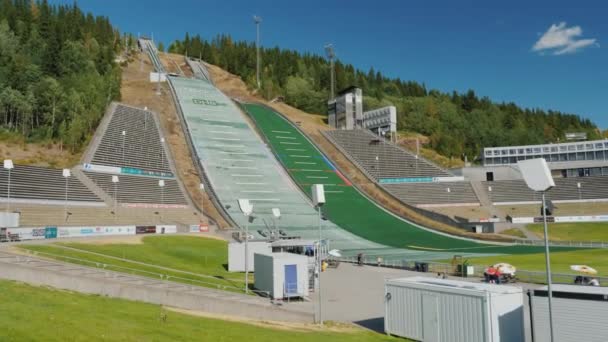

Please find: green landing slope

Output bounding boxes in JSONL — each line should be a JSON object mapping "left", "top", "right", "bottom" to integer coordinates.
{"left": 242, "top": 103, "right": 576, "bottom": 255}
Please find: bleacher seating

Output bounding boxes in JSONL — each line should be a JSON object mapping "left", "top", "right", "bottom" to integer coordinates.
{"left": 84, "top": 172, "right": 187, "bottom": 205}
{"left": 384, "top": 182, "right": 479, "bottom": 206}
{"left": 483, "top": 176, "right": 608, "bottom": 203}
{"left": 0, "top": 165, "right": 101, "bottom": 203}
{"left": 91, "top": 104, "right": 171, "bottom": 174}
{"left": 325, "top": 129, "right": 451, "bottom": 179}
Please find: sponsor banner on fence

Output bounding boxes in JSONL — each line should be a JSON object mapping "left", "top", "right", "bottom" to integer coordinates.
{"left": 83, "top": 163, "right": 121, "bottom": 174}
{"left": 83, "top": 163, "right": 174, "bottom": 178}
{"left": 156, "top": 225, "right": 177, "bottom": 234}
{"left": 136, "top": 226, "right": 157, "bottom": 235}
{"left": 6, "top": 227, "right": 47, "bottom": 240}
{"left": 554, "top": 215, "right": 608, "bottom": 223}
{"left": 120, "top": 167, "right": 174, "bottom": 179}
{"left": 122, "top": 203, "right": 188, "bottom": 209}
{"left": 189, "top": 224, "right": 209, "bottom": 233}
{"left": 379, "top": 176, "right": 465, "bottom": 184}
{"left": 58, "top": 226, "right": 136, "bottom": 238}
{"left": 512, "top": 215, "right": 608, "bottom": 224}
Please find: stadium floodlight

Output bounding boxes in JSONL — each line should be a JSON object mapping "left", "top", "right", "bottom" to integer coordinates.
{"left": 199, "top": 183, "right": 205, "bottom": 219}
{"left": 112, "top": 175, "right": 119, "bottom": 220}
{"left": 63, "top": 169, "right": 71, "bottom": 221}
{"left": 518, "top": 158, "right": 555, "bottom": 342}
{"left": 3, "top": 159, "right": 13, "bottom": 213}
{"left": 324, "top": 44, "right": 335, "bottom": 100}
{"left": 312, "top": 184, "right": 325, "bottom": 326}
{"left": 238, "top": 199, "right": 254, "bottom": 294}
{"left": 253, "top": 15, "right": 262, "bottom": 89}
{"left": 160, "top": 137, "right": 165, "bottom": 170}
{"left": 121, "top": 130, "right": 127, "bottom": 165}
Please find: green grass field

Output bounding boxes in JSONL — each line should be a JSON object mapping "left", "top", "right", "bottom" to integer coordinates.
{"left": 527, "top": 222, "right": 608, "bottom": 241}
{"left": 21, "top": 236, "right": 250, "bottom": 291}
{"left": 0, "top": 279, "right": 398, "bottom": 342}
{"left": 464, "top": 248, "right": 608, "bottom": 276}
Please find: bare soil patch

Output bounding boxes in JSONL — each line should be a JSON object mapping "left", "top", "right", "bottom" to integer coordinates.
{"left": 120, "top": 52, "right": 229, "bottom": 228}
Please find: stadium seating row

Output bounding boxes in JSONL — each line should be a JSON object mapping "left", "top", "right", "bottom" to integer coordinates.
{"left": 91, "top": 104, "right": 171, "bottom": 174}
{"left": 325, "top": 129, "right": 451, "bottom": 179}
{"left": 483, "top": 176, "right": 608, "bottom": 204}
{"left": 0, "top": 165, "right": 101, "bottom": 203}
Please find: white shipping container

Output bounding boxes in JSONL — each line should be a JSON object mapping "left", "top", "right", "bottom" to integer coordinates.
{"left": 254, "top": 252, "right": 309, "bottom": 299}
{"left": 530, "top": 284, "right": 608, "bottom": 342}
{"left": 385, "top": 276, "right": 524, "bottom": 342}
{"left": 228, "top": 241, "right": 271, "bottom": 272}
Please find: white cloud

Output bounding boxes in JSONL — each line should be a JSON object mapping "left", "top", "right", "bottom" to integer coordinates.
{"left": 532, "top": 22, "right": 598, "bottom": 55}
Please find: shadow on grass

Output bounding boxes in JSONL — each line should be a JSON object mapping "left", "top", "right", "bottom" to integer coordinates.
{"left": 354, "top": 317, "right": 384, "bottom": 333}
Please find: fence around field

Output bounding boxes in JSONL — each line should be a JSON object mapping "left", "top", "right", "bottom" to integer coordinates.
{"left": 515, "top": 239, "right": 608, "bottom": 248}
{"left": 340, "top": 256, "right": 608, "bottom": 286}
{"left": 19, "top": 248, "right": 269, "bottom": 297}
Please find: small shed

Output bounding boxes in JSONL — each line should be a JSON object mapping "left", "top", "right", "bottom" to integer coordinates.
{"left": 530, "top": 284, "right": 608, "bottom": 342}
{"left": 385, "top": 276, "right": 524, "bottom": 342}
{"left": 254, "top": 252, "right": 309, "bottom": 299}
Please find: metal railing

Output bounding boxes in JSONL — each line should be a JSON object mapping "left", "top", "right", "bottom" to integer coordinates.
{"left": 340, "top": 256, "right": 608, "bottom": 286}
{"left": 18, "top": 249, "right": 269, "bottom": 297}
{"left": 515, "top": 239, "right": 608, "bottom": 248}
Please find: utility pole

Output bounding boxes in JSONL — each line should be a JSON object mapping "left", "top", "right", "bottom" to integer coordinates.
{"left": 253, "top": 15, "right": 262, "bottom": 89}
{"left": 325, "top": 44, "right": 335, "bottom": 100}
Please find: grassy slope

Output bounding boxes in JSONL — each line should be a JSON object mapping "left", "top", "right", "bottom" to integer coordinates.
{"left": 527, "top": 222, "right": 608, "bottom": 241}
{"left": 0, "top": 280, "right": 397, "bottom": 342}
{"left": 241, "top": 103, "right": 581, "bottom": 255}
{"left": 21, "top": 236, "right": 248, "bottom": 290}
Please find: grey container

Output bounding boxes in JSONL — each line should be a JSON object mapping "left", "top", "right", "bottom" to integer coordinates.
{"left": 530, "top": 284, "right": 608, "bottom": 342}
{"left": 385, "top": 276, "right": 524, "bottom": 342}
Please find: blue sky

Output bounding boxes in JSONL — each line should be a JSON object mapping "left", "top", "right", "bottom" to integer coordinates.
{"left": 59, "top": 0, "right": 606, "bottom": 128}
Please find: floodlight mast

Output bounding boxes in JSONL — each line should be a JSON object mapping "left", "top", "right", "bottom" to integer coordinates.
{"left": 253, "top": 16, "right": 262, "bottom": 89}
{"left": 518, "top": 158, "right": 556, "bottom": 342}
{"left": 325, "top": 44, "right": 335, "bottom": 100}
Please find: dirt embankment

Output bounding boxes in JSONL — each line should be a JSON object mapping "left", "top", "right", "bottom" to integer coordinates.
{"left": 206, "top": 63, "right": 510, "bottom": 242}
{"left": 119, "top": 52, "right": 229, "bottom": 229}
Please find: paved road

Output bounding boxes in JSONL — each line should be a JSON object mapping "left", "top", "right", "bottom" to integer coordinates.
{"left": 317, "top": 262, "right": 537, "bottom": 341}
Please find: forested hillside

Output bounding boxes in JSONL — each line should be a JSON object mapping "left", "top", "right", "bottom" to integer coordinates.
{"left": 0, "top": 0, "right": 122, "bottom": 152}
{"left": 169, "top": 34, "right": 599, "bottom": 161}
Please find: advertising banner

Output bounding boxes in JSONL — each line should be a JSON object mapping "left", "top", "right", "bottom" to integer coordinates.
{"left": 155, "top": 225, "right": 177, "bottom": 234}
{"left": 58, "top": 226, "right": 136, "bottom": 238}
{"left": 379, "top": 176, "right": 465, "bottom": 184}
{"left": 7, "top": 228, "right": 46, "bottom": 240}
{"left": 83, "top": 163, "right": 121, "bottom": 174}
{"left": 189, "top": 224, "right": 209, "bottom": 233}
{"left": 136, "top": 226, "right": 157, "bottom": 234}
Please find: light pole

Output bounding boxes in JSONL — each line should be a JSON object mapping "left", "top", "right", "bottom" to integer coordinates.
{"left": 160, "top": 137, "right": 165, "bottom": 171}
{"left": 447, "top": 187, "right": 451, "bottom": 203}
{"left": 272, "top": 207, "right": 281, "bottom": 239}
{"left": 375, "top": 155, "right": 379, "bottom": 180}
{"left": 325, "top": 44, "right": 335, "bottom": 100}
{"left": 158, "top": 179, "right": 165, "bottom": 222}
{"left": 312, "top": 184, "right": 326, "bottom": 326}
{"left": 199, "top": 183, "right": 205, "bottom": 222}
{"left": 121, "top": 130, "right": 126, "bottom": 165}
{"left": 577, "top": 182, "right": 582, "bottom": 214}
{"left": 238, "top": 199, "right": 254, "bottom": 294}
{"left": 518, "top": 158, "right": 556, "bottom": 342}
{"left": 253, "top": 15, "right": 262, "bottom": 89}
{"left": 112, "top": 175, "right": 119, "bottom": 221}
{"left": 3, "top": 160, "right": 13, "bottom": 213}
{"left": 63, "top": 169, "right": 71, "bottom": 221}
